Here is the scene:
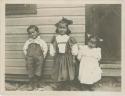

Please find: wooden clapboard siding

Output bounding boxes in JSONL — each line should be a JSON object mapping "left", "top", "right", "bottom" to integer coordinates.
{"left": 36, "top": 8, "right": 85, "bottom": 16}
{"left": 5, "top": 4, "right": 86, "bottom": 81}
{"left": 6, "top": 16, "right": 85, "bottom": 26}
{"left": 5, "top": 4, "right": 121, "bottom": 81}
{"left": 6, "top": 5, "right": 85, "bottom": 18}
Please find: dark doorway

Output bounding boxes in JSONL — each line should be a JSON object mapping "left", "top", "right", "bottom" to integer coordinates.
{"left": 85, "top": 4, "right": 121, "bottom": 63}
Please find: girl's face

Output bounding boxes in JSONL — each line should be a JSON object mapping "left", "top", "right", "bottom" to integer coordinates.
{"left": 28, "top": 28, "right": 39, "bottom": 39}
{"left": 88, "top": 38, "right": 97, "bottom": 48}
{"left": 58, "top": 23, "right": 67, "bottom": 35}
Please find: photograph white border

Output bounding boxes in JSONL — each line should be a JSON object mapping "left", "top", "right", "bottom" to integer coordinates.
{"left": 0, "top": 0, "right": 125, "bottom": 96}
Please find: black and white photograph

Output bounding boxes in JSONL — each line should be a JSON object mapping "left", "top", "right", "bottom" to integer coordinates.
{"left": 5, "top": 3, "right": 122, "bottom": 92}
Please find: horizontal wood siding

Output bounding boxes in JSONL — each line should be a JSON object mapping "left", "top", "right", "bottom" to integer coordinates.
{"left": 5, "top": 4, "right": 121, "bottom": 81}
{"left": 5, "top": 4, "right": 86, "bottom": 81}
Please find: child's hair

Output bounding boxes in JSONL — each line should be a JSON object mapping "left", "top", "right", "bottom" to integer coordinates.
{"left": 88, "top": 36, "right": 99, "bottom": 45}
{"left": 55, "top": 17, "right": 73, "bottom": 35}
{"left": 27, "top": 25, "right": 39, "bottom": 35}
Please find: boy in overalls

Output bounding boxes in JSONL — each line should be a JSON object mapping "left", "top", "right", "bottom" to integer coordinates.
{"left": 23, "top": 25, "right": 48, "bottom": 90}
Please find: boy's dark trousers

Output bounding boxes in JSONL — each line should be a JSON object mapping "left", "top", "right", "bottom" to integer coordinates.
{"left": 25, "top": 43, "right": 44, "bottom": 89}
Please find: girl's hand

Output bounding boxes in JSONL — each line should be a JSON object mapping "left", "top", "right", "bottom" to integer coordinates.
{"left": 73, "top": 56, "right": 76, "bottom": 63}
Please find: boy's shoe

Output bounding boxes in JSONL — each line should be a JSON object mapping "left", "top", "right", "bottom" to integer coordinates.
{"left": 27, "top": 84, "right": 34, "bottom": 91}
{"left": 27, "top": 80, "right": 36, "bottom": 91}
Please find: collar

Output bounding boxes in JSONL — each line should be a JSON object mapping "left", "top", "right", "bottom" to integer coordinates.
{"left": 29, "top": 36, "right": 41, "bottom": 42}
{"left": 58, "top": 34, "right": 69, "bottom": 38}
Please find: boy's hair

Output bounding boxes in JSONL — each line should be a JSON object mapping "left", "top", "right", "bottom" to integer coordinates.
{"left": 27, "top": 25, "right": 39, "bottom": 34}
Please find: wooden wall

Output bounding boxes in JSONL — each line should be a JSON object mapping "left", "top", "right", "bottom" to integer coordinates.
{"left": 5, "top": 4, "right": 121, "bottom": 81}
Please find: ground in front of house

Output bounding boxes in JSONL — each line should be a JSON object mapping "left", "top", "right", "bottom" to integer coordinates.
{"left": 5, "top": 77, "right": 121, "bottom": 91}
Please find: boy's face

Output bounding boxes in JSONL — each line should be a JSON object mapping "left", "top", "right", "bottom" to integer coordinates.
{"left": 58, "top": 23, "right": 67, "bottom": 35}
{"left": 28, "top": 28, "right": 39, "bottom": 39}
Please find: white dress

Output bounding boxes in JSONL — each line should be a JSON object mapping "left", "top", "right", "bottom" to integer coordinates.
{"left": 77, "top": 45, "right": 102, "bottom": 84}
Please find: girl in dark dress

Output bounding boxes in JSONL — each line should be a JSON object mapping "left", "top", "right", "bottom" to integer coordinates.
{"left": 50, "top": 18, "right": 78, "bottom": 90}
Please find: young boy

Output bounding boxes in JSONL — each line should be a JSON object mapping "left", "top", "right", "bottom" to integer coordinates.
{"left": 23, "top": 25, "right": 48, "bottom": 90}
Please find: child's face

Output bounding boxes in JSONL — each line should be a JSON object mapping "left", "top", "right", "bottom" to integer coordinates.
{"left": 88, "top": 38, "right": 96, "bottom": 48}
{"left": 28, "top": 28, "right": 39, "bottom": 39}
{"left": 58, "top": 23, "right": 67, "bottom": 35}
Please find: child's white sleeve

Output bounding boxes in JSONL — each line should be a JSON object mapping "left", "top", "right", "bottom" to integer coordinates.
{"left": 41, "top": 40, "right": 48, "bottom": 58}
{"left": 50, "top": 44, "right": 55, "bottom": 56}
{"left": 72, "top": 44, "right": 78, "bottom": 56}
{"left": 77, "top": 49, "right": 83, "bottom": 60}
{"left": 23, "top": 40, "right": 29, "bottom": 56}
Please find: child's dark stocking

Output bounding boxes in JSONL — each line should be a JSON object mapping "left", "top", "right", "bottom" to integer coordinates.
{"left": 35, "top": 75, "right": 41, "bottom": 88}
{"left": 58, "top": 81, "right": 70, "bottom": 91}
{"left": 29, "top": 76, "right": 38, "bottom": 90}
{"left": 27, "top": 77, "right": 35, "bottom": 91}
{"left": 81, "top": 84, "right": 94, "bottom": 91}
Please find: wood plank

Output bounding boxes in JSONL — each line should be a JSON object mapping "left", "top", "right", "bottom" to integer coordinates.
{"left": 6, "top": 51, "right": 24, "bottom": 59}
{"left": 5, "top": 43, "right": 24, "bottom": 51}
{"left": 6, "top": 16, "right": 85, "bottom": 26}
{"left": 5, "top": 75, "right": 29, "bottom": 82}
{"left": 5, "top": 34, "right": 85, "bottom": 43}
{"left": 37, "top": 8, "right": 85, "bottom": 16}
{"left": 6, "top": 7, "right": 85, "bottom": 18}
{"left": 6, "top": 25, "right": 85, "bottom": 34}
{"left": 5, "top": 51, "right": 53, "bottom": 59}
{"left": 5, "top": 59, "right": 54, "bottom": 67}
{"left": 5, "top": 66, "right": 121, "bottom": 76}
{"left": 5, "top": 67, "right": 52, "bottom": 75}
{"left": 100, "top": 64, "right": 121, "bottom": 69}
{"left": 5, "top": 74, "right": 52, "bottom": 82}
{"left": 37, "top": 4, "right": 85, "bottom": 8}
{"left": 102, "top": 69, "right": 121, "bottom": 76}
{"left": 100, "top": 60, "right": 121, "bottom": 64}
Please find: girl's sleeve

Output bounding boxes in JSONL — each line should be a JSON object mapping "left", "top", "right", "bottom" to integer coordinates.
{"left": 69, "top": 37, "right": 78, "bottom": 56}
{"left": 49, "top": 36, "right": 56, "bottom": 56}
{"left": 41, "top": 40, "right": 48, "bottom": 58}
{"left": 77, "top": 49, "right": 83, "bottom": 60}
{"left": 23, "top": 40, "right": 29, "bottom": 56}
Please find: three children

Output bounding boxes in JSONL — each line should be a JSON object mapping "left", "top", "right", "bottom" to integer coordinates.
{"left": 23, "top": 18, "right": 102, "bottom": 91}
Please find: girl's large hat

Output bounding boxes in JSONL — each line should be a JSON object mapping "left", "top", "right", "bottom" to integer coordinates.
{"left": 55, "top": 17, "right": 73, "bottom": 27}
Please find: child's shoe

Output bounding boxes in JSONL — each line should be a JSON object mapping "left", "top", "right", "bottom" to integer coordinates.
{"left": 27, "top": 83, "right": 34, "bottom": 91}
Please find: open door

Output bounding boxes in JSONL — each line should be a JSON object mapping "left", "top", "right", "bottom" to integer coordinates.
{"left": 85, "top": 4, "right": 121, "bottom": 63}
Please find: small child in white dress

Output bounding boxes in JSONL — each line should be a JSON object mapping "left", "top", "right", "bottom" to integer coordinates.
{"left": 77, "top": 36, "right": 102, "bottom": 91}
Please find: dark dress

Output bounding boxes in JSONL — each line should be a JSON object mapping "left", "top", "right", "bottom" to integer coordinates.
{"left": 25, "top": 43, "right": 44, "bottom": 78}
{"left": 51, "top": 36, "right": 77, "bottom": 82}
